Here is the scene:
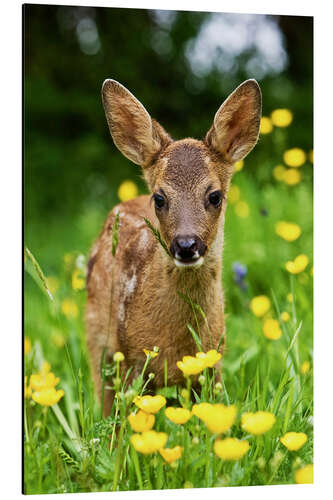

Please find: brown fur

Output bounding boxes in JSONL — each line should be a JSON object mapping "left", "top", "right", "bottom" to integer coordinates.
{"left": 86, "top": 79, "right": 261, "bottom": 415}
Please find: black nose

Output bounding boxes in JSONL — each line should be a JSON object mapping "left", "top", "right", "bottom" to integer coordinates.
{"left": 170, "top": 235, "right": 206, "bottom": 262}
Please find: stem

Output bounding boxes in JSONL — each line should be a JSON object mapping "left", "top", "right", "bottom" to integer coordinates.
{"left": 112, "top": 419, "right": 126, "bottom": 491}
{"left": 205, "top": 431, "right": 211, "bottom": 487}
{"left": 109, "top": 399, "right": 119, "bottom": 455}
{"left": 131, "top": 446, "right": 143, "bottom": 490}
{"left": 52, "top": 404, "right": 81, "bottom": 452}
{"left": 144, "top": 457, "right": 152, "bottom": 490}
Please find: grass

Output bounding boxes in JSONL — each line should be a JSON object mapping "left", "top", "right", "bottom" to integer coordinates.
{"left": 24, "top": 146, "right": 313, "bottom": 494}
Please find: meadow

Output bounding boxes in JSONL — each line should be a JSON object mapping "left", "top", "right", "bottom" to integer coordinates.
{"left": 24, "top": 113, "right": 313, "bottom": 494}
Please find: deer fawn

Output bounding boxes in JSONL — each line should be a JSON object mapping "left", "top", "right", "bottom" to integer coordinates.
{"left": 86, "top": 79, "right": 261, "bottom": 414}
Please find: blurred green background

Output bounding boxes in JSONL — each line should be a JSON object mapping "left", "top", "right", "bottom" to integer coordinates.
{"left": 24, "top": 5, "right": 313, "bottom": 278}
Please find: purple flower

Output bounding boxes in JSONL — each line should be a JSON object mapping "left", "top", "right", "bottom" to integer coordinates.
{"left": 232, "top": 262, "right": 248, "bottom": 291}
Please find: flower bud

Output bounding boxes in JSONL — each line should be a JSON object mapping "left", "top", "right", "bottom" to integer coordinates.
{"left": 113, "top": 352, "right": 124, "bottom": 362}
{"left": 153, "top": 346, "right": 159, "bottom": 353}
{"left": 192, "top": 436, "right": 199, "bottom": 445}
{"left": 148, "top": 372, "right": 155, "bottom": 380}
{"left": 198, "top": 374, "right": 205, "bottom": 386}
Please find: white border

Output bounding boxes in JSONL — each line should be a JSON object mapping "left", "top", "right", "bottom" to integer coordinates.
{"left": 2, "top": 0, "right": 333, "bottom": 498}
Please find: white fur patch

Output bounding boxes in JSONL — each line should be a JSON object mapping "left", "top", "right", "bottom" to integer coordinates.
{"left": 174, "top": 257, "right": 204, "bottom": 269}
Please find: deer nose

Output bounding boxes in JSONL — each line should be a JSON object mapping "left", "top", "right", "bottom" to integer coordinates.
{"left": 171, "top": 235, "right": 206, "bottom": 262}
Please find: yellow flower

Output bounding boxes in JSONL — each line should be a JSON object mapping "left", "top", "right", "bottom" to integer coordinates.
{"left": 241, "top": 411, "right": 276, "bottom": 435}
{"left": 159, "top": 446, "right": 183, "bottom": 463}
{"left": 192, "top": 402, "right": 213, "bottom": 419}
{"left": 32, "top": 388, "right": 65, "bottom": 407}
{"left": 263, "top": 318, "right": 282, "bottom": 340}
{"left": 275, "top": 221, "right": 301, "bottom": 242}
{"left": 61, "top": 299, "right": 79, "bottom": 319}
{"left": 128, "top": 410, "right": 155, "bottom": 432}
{"left": 63, "top": 253, "right": 74, "bottom": 266}
{"left": 118, "top": 180, "right": 138, "bottom": 202}
{"left": 41, "top": 361, "right": 51, "bottom": 375}
{"left": 177, "top": 355, "right": 206, "bottom": 376}
{"left": 294, "top": 464, "right": 313, "bottom": 484}
{"left": 165, "top": 407, "right": 192, "bottom": 424}
{"left": 194, "top": 403, "right": 237, "bottom": 434}
{"left": 283, "top": 148, "right": 306, "bottom": 168}
{"left": 227, "top": 185, "right": 240, "bottom": 204}
{"left": 260, "top": 117, "right": 273, "bottom": 134}
{"left": 113, "top": 352, "right": 125, "bottom": 362}
{"left": 234, "top": 201, "right": 249, "bottom": 218}
{"left": 72, "top": 268, "right": 85, "bottom": 291}
{"left": 280, "top": 432, "right": 307, "bottom": 451}
{"left": 308, "top": 150, "right": 313, "bottom": 163}
{"left": 300, "top": 361, "right": 311, "bottom": 374}
{"left": 287, "top": 293, "right": 293, "bottom": 303}
{"left": 130, "top": 430, "right": 168, "bottom": 455}
{"left": 51, "top": 332, "right": 66, "bottom": 348}
{"left": 250, "top": 295, "right": 271, "bottom": 317}
{"left": 46, "top": 276, "right": 59, "bottom": 294}
{"left": 283, "top": 168, "right": 302, "bottom": 186}
{"left": 134, "top": 395, "right": 166, "bottom": 414}
{"left": 24, "top": 337, "right": 32, "bottom": 355}
{"left": 273, "top": 165, "right": 286, "bottom": 181}
{"left": 196, "top": 350, "right": 222, "bottom": 368}
{"left": 143, "top": 349, "right": 158, "bottom": 359}
{"left": 30, "top": 372, "right": 60, "bottom": 391}
{"left": 271, "top": 109, "right": 293, "bottom": 127}
{"left": 24, "top": 376, "right": 32, "bottom": 398}
{"left": 280, "top": 311, "right": 290, "bottom": 322}
{"left": 214, "top": 438, "right": 250, "bottom": 461}
{"left": 234, "top": 160, "right": 244, "bottom": 172}
{"left": 285, "top": 254, "right": 309, "bottom": 274}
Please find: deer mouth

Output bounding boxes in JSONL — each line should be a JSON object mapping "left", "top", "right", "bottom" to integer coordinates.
{"left": 174, "top": 256, "right": 204, "bottom": 268}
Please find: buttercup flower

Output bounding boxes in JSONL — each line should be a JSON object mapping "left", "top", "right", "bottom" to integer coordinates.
{"left": 284, "top": 168, "right": 301, "bottom": 186}
{"left": 196, "top": 349, "right": 222, "bottom": 368}
{"left": 287, "top": 293, "right": 293, "bottom": 303}
{"left": 192, "top": 402, "right": 213, "bottom": 420}
{"left": 280, "top": 432, "right": 307, "bottom": 451}
{"left": 165, "top": 407, "right": 192, "bottom": 425}
{"left": 25, "top": 376, "right": 32, "bottom": 399}
{"left": 118, "top": 180, "right": 138, "bottom": 202}
{"left": 130, "top": 430, "right": 168, "bottom": 455}
{"left": 177, "top": 355, "right": 206, "bottom": 376}
{"left": 234, "top": 201, "right": 249, "bottom": 218}
{"left": 263, "top": 319, "right": 282, "bottom": 340}
{"left": 281, "top": 311, "right": 290, "bottom": 322}
{"left": 113, "top": 352, "right": 125, "bottom": 362}
{"left": 214, "top": 438, "right": 250, "bottom": 461}
{"left": 61, "top": 299, "right": 79, "bottom": 319}
{"left": 275, "top": 221, "right": 301, "bottom": 242}
{"left": 41, "top": 361, "right": 51, "bottom": 375}
{"left": 273, "top": 165, "right": 286, "bottom": 181}
{"left": 128, "top": 410, "right": 155, "bottom": 432}
{"left": 134, "top": 395, "right": 166, "bottom": 414}
{"left": 227, "top": 185, "right": 240, "bottom": 204}
{"left": 250, "top": 295, "right": 271, "bottom": 317}
{"left": 143, "top": 349, "right": 158, "bottom": 359}
{"left": 241, "top": 411, "right": 276, "bottom": 435}
{"left": 30, "top": 371, "right": 60, "bottom": 391}
{"left": 32, "top": 387, "right": 65, "bottom": 407}
{"left": 51, "top": 332, "right": 66, "bottom": 348}
{"left": 194, "top": 403, "right": 236, "bottom": 434}
{"left": 301, "top": 361, "right": 311, "bottom": 374}
{"left": 260, "top": 117, "right": 273, "bottom": 134}
{"left": 72, "top": 268, "right": 85, "bottom": 291}
{"left": 285, "top": 255, "right": 309, "bottom": 274}
{"left": 24, "top": 337, "right": 32, "bottom": 355}
{"left": 271, "top": 109, "right": 293, "bottom": 127}
{"left": 283, "top": 148, "right": 306, "bottom": 168}
{"left": 159, "top": 446, "right": 183, "bottom": 463}
{"left": 234, "top": 160, "right": 244, "bottom": 172}
{"left": 294, "top": 464, "right": 313, "bottom": 484}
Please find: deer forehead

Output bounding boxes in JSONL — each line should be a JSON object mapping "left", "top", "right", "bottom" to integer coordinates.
{"left": 155, "top": 140, "right": 220, "bottom": 193}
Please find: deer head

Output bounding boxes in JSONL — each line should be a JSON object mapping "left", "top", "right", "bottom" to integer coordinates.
{"left": 102, "top": 79, "right": 261, "bottom": 268}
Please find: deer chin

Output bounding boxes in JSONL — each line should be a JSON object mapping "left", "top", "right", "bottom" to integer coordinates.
{"left": 174, "top": 256, "right": 204, "bottom": 269}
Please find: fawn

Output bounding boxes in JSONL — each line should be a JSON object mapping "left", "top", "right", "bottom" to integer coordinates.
{"left": 86, "top": 79, "right": 261, "bottom": 414}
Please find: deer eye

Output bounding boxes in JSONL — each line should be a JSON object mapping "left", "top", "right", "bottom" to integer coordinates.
{"left": 209, "top": 190, "right": 222, "bottom": 207}
{"left": 153, "top": 193, "right": 165, "bottom": 209}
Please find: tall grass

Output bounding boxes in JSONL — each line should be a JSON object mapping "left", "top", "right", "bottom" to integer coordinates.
{"left": 24, "top": 166, "right": 313, "bottom": 494}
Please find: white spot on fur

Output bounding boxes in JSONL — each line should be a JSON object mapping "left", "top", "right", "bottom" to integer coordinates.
{"left": 126, "top": 273, "right": 137, "bottom": 295}
{"left": 139, "top": 228, "right": 149, "bottom": 250}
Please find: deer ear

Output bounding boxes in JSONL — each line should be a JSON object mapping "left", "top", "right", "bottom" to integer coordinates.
{"left": 102, "top": 79, "right": 171, "bottom": 167}
{"left": 205, "top": 79, "right": 262, "bottom": 163}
